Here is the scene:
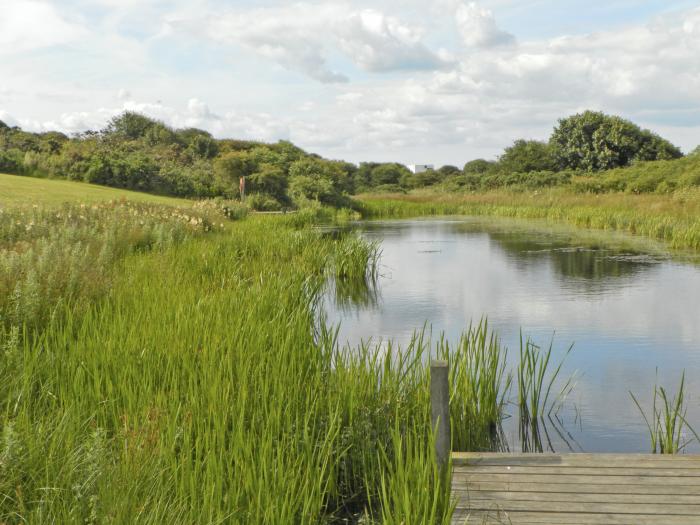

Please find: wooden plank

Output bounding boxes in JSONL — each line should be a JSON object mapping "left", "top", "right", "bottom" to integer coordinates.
{"left": 452, "top": 509, "right": 700, "bottom": 524}
{"left": 456, "top": 499, "right": 700, "bottom": 515}
{"left": 454, "top": 465, "right": 700, "bottom": 477}
{"left": 451, "top": 453, "right": 700, "bottom": 524}
{"left": 452, "top": 481, "right": 700, "bottom": 495}
{"left": 452, "top": 452, "right": 700, "bottom": 467}
{"left": 452, "top": 490, "right": 700, "bottom": 505}
{"left": 453, "top": 472, "right": 700, "bottom": 485}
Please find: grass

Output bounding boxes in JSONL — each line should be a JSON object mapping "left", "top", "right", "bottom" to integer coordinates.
{"left": 0, "top": 192, "right": 584, "bottom": 523}
{"left": 630, "top": 372, "right": 700, "bottom": 454}
{"left": 0, "top": 172, "right": 191, "bottom": 207}
{"left": 4, "top": 182, "right": 694, "bottom": 522}
{"left": 0, "top": 200, "right": 228, "bottom": 332}
{"left": 358, "top": 188, "right": 700, "bottom": 251}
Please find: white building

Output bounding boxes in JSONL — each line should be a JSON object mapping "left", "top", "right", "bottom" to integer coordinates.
{"left": 408, "top": 164, "right": 434, "bottom": 174}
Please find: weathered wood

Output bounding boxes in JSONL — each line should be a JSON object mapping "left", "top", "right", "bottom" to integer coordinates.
{"left": 451, "top": 452, "right": 700, "bottom": 524}
{"left": 454, "top": 481, "right": 700, "bottom": 495}
{"left": 431, "top": 360, "right": 450, "bottom": 467}
{"left": 453, "top": 509, "right": 699, "bottom": 524}
{"left": 452, "top": 452, "right": 700, "bottom": 466}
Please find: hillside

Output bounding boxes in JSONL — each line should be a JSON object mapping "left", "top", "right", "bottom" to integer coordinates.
{"left": 0, "top": 172, "right": 191, "bottom": 207}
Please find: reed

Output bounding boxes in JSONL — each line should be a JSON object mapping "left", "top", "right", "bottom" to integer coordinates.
{"left": 630, "top": 372, "right": 700, "bottom": 454}
{"left": 516, "top": 337, "right": 574, "bottom": 453}
{"left": 0, "top": 202, "right": 586, "bottom": 523}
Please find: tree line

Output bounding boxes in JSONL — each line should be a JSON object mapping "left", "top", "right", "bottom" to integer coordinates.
{"left": 0, "top": 110, "right": 696, "bottom": 209}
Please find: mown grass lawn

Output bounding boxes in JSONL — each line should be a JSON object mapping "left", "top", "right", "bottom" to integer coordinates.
{"left": 0, "top": 172, "right": 191, "bottom": 207}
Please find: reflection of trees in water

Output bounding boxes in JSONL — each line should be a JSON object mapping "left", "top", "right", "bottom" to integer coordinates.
{"left": 449, "top": 222, "right": 660, "bottom": 284}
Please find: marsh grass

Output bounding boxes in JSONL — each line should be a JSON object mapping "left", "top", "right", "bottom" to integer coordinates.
{"left": 436, "top": 324, "right": 511, "bottom": 452}
{"left": 0, "top": 200, "right": 229, "bottom": 331}
{"left": 630, "top": 372, "right": 700, "bottom": 454}
{"left": 0, "top": 201, "right": 593, "bottom": 523}
{"left": 516, "top": 337, "right": 575, "bottom": 452}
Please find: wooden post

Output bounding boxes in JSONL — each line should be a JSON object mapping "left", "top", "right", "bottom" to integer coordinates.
{"left": 239, "top": 176, "right": 246, "bottom": 202}
{"left": 431, "top": 360, "right": 450, "bottom": 468}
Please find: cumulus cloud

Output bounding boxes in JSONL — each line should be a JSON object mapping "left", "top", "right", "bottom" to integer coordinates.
{"left": 167, "top": 2, "right": 448, "bottom": 83}
{"left": 0, "top": 1, "right": 87, "bottom": 53}
{"left": 336, "top": 9, "right": 449, "bottom": 72}
{"left": 454, "top": 2, "right": 515, "bottom": 48}
{"left": 3, "top": 1, "right": 700, "bottom": 165}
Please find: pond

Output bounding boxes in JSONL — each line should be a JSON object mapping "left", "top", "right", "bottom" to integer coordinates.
{"left": 322, "top": 217, "right": 700, "bottom": 453}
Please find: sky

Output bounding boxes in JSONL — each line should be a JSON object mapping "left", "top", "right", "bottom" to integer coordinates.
{"left": 1, "top": 0, "right": 700, "bottom": 166}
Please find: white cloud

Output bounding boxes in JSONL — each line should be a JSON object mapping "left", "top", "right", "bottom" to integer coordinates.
{"left": 336, "top": 9, "right": 449, "bottom": 72}
{"left": 2, "top": 1, "right": 700, "bottom": 165}
{"left": 454, "top": 1, "right": 515, "bottom": 48}
{"left": 167, "top": 2, "right": 448, "bottom": 83}
{"left": 0, "top": 1, "right": 87, "bottom": 53}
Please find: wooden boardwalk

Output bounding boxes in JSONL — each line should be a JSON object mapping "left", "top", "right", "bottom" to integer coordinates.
{"left": 451, "top": 452, "right": 700, "bottom": 524}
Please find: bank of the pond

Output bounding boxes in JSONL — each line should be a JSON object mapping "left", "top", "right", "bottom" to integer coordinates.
{"left": 2, "top": 213, "right": 466, "bottom": 524}
{"left": 357, "top": 189, "right": 700, "bottom": 251}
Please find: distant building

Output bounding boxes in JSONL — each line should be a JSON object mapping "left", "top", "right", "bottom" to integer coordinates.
{"left": 408, "top": 164, "right": 434, "bottom": 174}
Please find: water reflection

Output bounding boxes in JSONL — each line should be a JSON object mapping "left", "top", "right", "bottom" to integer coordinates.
{"left": 322, "top": 217, "right": 700, "bottom": 453}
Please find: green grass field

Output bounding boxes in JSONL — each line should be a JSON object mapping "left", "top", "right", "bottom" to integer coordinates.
{"left": 0, "top": 172, "right": 190, "bottom": 207}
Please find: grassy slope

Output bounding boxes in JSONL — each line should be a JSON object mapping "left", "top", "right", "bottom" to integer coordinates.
{"left": 0, "top": 172, "right": 191, "bottom": 207}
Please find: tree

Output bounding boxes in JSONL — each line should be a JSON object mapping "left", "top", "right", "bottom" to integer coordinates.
{"left": 213, "top": 151, "right": 253, "bottom": 197}
{"left": 288, "top": 158, "right": 345, "bottom": 205}
{"left": 248, "top": 164, "right": 288, "bottom": 203}
{"left": 463, "top": 159, "right": 493, "bottom": 174}
{"left": 498, "top": 139, "right": 556, "bottom": 173}
{"left": 438, "top": 165, "right": 461, "bottom": 177}
{"left": 103, "top": 112, "right": 160, "bottom": 140}
{"left": 401, "top": 168, "right": 442, "bottom": 189}
{"left": 550, "top": 111, "right": 682, "bottom": 171}
{"left": 370, "top": 163, "right": 411, "bottom": 186}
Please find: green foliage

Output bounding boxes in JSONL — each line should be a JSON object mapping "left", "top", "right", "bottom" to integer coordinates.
{"left": 370, "top": 163, "right": 411, "bottom": 186}
{"left": 0, "top": 200, "right": 228, "bottom": 331}
{"left": 630, "top": 373, "right": 700, "bottom": 454}
{"left": 571, "top": 154, "right": 700, "bottom": 194}
{"left": 551, "top": 110, "right": 682, "bottom": 171}
{"left": 401, "top": 168, "right": 443, "bottom": 189}
{"left": 0, "top": 149, "right": 23, "bottom": 173}
{"left": 498, "top": 139, "right": 557, "bottom": 173}
{"left": 288, "top": 158, "right": 348, "bottom": 206}
{"left": 103, "top": 111, "right": 162, "bottom": 140}
{"left": 463, "top": 159, "right": 494, "bottom": 174}
{"left": 0, "top": 113, "right": 352, "bottom": 209}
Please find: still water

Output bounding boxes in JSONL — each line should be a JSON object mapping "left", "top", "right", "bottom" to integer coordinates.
{"left": 322, "top": 217, "right": 700, "bottom": 453}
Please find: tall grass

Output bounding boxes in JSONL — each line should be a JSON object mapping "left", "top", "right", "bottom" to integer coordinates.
{"left": 0, "top": 200, "right": 229, "bottom": 332}
{"left": 516, "top": 337, "right": 574, "bottom": 452}
{"left": 630, "top": 372, "right": 700, "bottom": 454}
{"left": 436, "top": 324, "right": 511, "bottom": 452}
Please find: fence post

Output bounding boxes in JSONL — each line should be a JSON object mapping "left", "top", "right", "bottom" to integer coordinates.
{"left": 430, "top": 360, "right": 450, "bottom": 468}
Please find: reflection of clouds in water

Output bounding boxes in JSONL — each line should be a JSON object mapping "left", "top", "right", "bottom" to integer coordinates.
{"left": 324, "top": 218, "right": 700, "bottom": 452}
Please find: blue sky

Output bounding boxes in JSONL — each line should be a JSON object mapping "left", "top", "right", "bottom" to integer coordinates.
{"left": 1, "top": 0, "right": 700, "bottom": 165}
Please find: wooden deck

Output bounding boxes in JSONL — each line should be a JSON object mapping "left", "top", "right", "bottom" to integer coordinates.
{"left": 451, "top": 452, "right": 700, "bottom": 524}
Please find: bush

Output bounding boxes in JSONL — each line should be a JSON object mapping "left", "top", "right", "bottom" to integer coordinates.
{"left": 0, "top": 149, "right": 24, "bottom": 174}
{"left": 247, "top": 193, "right": 282, "bottom": 211}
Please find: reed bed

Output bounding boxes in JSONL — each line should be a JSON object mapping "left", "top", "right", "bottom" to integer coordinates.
{"left": 0, "top": 204, "right": 582, "bottom": 524}
{"left": 0, "top": 200, "right": 230, "bottom": 332}
{"left": 358, "top": 189, "right": 700, "bottom": 251}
